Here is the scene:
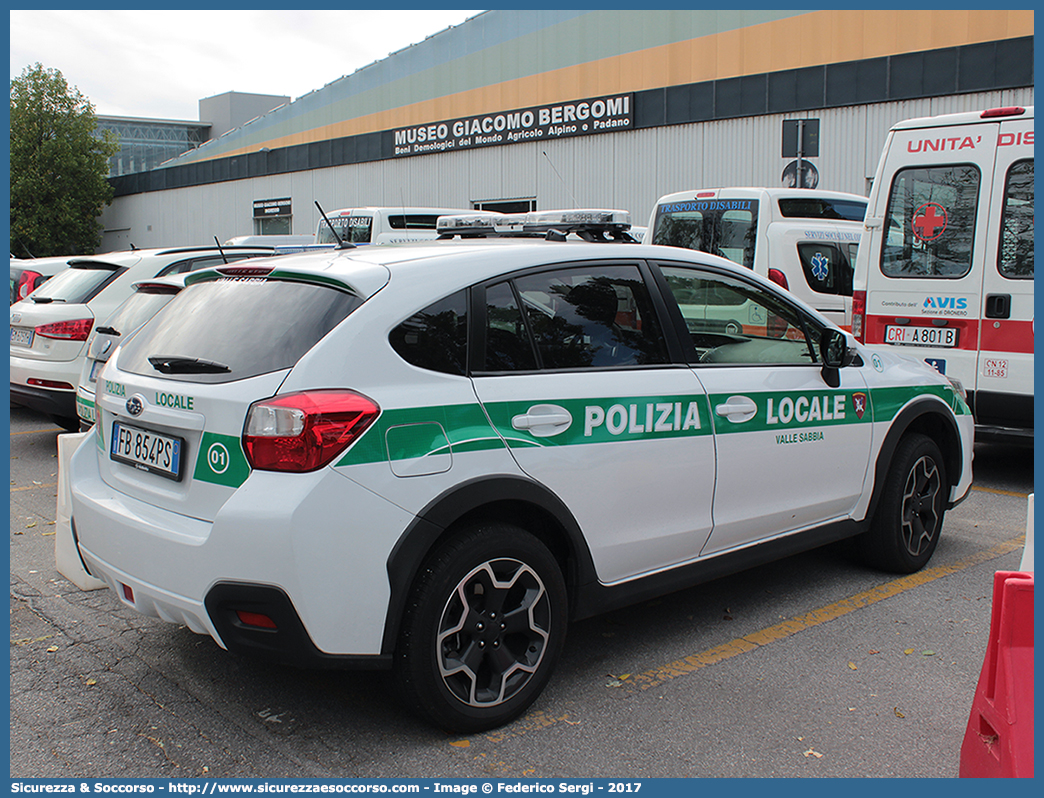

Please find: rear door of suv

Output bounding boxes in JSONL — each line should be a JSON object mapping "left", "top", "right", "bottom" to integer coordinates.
{"left": 92, "top": 267, "right": 367, "bottom": 522}
{"left": 469, "top": 260, "right": 716, "bottom": 584}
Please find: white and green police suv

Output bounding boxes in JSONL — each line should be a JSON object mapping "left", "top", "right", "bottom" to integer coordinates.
{"left": 69, "top": 210, "right": 973, "bottom": 732}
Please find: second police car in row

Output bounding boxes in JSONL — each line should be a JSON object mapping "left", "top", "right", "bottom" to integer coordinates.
{"left": 69, "top": 210, "right": 973, "bottom": 732}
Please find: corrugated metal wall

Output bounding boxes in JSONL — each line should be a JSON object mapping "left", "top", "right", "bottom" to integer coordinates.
{"left": 99, "top": 88, "right": 1034, "bottom": 251}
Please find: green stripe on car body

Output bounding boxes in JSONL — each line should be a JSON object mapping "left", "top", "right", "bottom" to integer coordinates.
{"left": 336, "top": 403, "right": 506, "bottom": 467}
{"left": 194, "top": 381, "right": 965, "bottom": 481}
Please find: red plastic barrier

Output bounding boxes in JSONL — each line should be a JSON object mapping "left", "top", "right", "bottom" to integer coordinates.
{"left": 959, "top": 570, "right": 1034, "bottom": 778}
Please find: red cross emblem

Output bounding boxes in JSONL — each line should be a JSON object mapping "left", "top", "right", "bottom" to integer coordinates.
{"left": 852, "top": 392, "right": 867, "bottom": 419}
{"left": 912, "top": 202, "right": 948, "bottom": 241}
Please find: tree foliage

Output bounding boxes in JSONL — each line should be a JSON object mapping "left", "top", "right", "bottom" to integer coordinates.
{"left": 10, "top": 63, "right": 120, "bottom": 258}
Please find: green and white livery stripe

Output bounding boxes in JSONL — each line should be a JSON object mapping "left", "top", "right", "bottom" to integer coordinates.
{"left": 336, "top": 404, "right": 506, "bottom": 467}
{"left": 484, "top": 395, "right": 712, "bottom": 447}
{"left": 334, "top": 383, "right": 970, "bottom": 469}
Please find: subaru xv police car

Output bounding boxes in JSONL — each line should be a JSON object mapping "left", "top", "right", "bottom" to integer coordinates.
{"left": 69, "top": 210, "right": 973, "bottom": 733}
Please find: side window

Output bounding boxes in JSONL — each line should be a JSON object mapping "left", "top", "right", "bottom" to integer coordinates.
{"left": 481, "top": 264, "right": 668, "bottom": 371}
{"left": 796, "top": 242, "right": 853, "bottom": 296}
{"left": 659, "top": 265, "right": 819, "bottom": 365}
{"left": 998, "top": 159, "right": 1033, "bottom": 279}
{"left": 881, "top": 165, "right": 980, "bottom": 278}
{"left": 389, "top": 291, "right": 468, "bottom": 376}
{"left": 482, "top": 281, "right": 538, "bottom": 371}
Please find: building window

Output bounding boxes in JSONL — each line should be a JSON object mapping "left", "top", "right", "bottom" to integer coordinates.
{"left": 474, "top": 198, "right": 537, "bottom": 214}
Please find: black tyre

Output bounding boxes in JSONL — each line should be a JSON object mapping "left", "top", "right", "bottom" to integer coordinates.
{"left": 859, "top": 433, "right": 947, "bottom": 573}
{"left": 395, "top": 523, "right": 567, "bottom": 733}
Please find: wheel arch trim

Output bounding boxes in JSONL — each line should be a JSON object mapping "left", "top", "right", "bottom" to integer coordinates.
{"left": 380, "top": 475, "right": 596, "bottom": 655}
{"left": 868, "top": 397, "right": 964, "bottom": 520}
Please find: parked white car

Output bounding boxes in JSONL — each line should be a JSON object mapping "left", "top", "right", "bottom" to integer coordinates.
{"left": 70, "top": 210, "right": 972, "bottom": 732}
{"left": 10, "top": 246, "right": 276, "bottom": 429}
{"left": 74, "top": 274, "right": 189, "bottom": 429}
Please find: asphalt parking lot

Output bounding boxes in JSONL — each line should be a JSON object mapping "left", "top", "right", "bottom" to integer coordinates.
{"left": 9, "top": 405, "right": 1033, "bottom": 779}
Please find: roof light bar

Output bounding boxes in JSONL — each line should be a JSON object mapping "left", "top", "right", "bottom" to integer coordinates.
{"left": 437, "top": 209, "right": 633, "bottom": 240}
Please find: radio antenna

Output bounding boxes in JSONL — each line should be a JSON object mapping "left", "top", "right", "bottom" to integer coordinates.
{"left": 542, "top": 150, "right": 579, "bottom": 208}
{"left": 213, "top": 236, "right": 229, "bottom": 264}
{"left": 315, "top": 201, "right": 355, "bottom": 249}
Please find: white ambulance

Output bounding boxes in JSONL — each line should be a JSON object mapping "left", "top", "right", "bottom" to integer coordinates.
{"left": 644, "top": 187, "right": 867, "bottom": 329}
{"left": 853, "top": 106, "right": 1033, "bottom": 439}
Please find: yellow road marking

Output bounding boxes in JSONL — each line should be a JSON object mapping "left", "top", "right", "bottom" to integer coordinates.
{"left": 9, "top": 427, "right": 62, "bottom": 435}
{"left": 10, "top": 482, "right": 58, "bottom": 492}
{"left": 971, "top": 485, "right": 1031, "bottom": 499}
{"left": 484, "top": 533, "right": 1026, "bottom": 747}
{"left": 626, "top": 534, "right": 1025, "bottom": 692}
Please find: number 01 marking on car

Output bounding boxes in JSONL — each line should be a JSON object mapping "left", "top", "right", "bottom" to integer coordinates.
{"left": 192, "top": 431, "right": 251, "bottom": 487}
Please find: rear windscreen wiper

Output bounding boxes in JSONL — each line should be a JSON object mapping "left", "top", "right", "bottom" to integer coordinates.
{"left": 148, "top": 355, "right": 231, "bottom": 374}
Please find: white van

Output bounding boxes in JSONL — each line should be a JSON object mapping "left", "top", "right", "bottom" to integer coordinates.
{"left": 314, "top": 207, "right": 487, "bottom": 246}
{"left": 644, "top": 188, "right": 866, "bottom": 329}
{"left": 852, "top": 106, "right": 1033, "bottom": 439}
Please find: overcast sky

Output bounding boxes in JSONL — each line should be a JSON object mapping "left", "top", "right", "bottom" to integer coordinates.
{"left": 10, "top": 9, "right": 484, "bottom": 121}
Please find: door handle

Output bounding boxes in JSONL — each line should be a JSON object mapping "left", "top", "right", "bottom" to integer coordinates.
{"left": 985, "top": 294, "right": 1011, "bottom": 319}
{"left": 714, "top": 395, "right": 758, "bottom": 423}
{"left": 511, "top": 404, "right": 573, "bottom": 437}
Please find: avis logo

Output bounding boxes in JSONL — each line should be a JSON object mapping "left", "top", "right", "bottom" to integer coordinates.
{"left": 923, "top": 297, "right": 968, "bottom": 310}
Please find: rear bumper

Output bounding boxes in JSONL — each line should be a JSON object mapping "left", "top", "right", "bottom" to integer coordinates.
{"left": 9, "top": 381, "right": 77, "bottom": 420}
{"left": 69, "top": 439, "right": 413, "bottom": 659}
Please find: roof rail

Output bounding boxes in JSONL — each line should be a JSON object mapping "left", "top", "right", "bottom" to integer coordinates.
{"left": 436, "top": 209, "right": 637, "bottom": 242}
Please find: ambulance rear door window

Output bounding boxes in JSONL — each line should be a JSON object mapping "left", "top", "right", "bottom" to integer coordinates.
{"left": 998, "top": 159, "right": 1033, "bottom": 280}
{"left": 881, "top": 165, "right": 979, "bottom": 278}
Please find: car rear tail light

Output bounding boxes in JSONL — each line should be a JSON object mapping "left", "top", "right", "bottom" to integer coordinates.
{"left": 16, "top": 270, "right": 43, "bottom": 301}
{"left": 243, "top": 389, "right": 380, "bottom": 472}
{"left": 852, "top": 290, "right": 866, "bottom": 342}
{"left": 35, "top": 318, "right": 93, "bottom": 341}
{"left": 768, "top": 268, "right": 789, "bottom": 290}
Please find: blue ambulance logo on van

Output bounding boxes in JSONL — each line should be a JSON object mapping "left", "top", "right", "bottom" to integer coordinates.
{"left": 810, "top": 252, "right": 830, "bottom": 281}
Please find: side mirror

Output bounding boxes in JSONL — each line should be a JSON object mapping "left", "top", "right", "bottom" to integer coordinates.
{"left": 820, "top": 328, "right": 850, "bottom": 388}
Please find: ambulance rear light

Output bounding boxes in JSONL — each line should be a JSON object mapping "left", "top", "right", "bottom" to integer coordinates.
{"left": 768, "top": 268, "right": 789, "bottom": 290}
{"left": 243, "top": 389, "right": 379, "bottom": 472}
{"left": 852, "top": 290, "right": 866, "bottom": 342}
{"left": 981, "top": 107, "right": 1026, "bottom": 119}
{"left": 695, "top": 192, "right": 717, "bottom": 198}
{"left": 437, "top": 209, "right": 633, "bottom": 240}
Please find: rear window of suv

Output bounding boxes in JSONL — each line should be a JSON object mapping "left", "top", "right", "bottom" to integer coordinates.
{"left": 26, "top": 262, "right": 125, "bottom": 305}
{"left": 117, "top": 279, "right": 362, "bottom": 383}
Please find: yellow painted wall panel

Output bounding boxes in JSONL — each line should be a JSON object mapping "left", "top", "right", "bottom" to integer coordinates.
{"left": 191, "top": 10, "right": 1033, "bottom": 163}
{"left": 715, "top": 29, "right": 746, "bottom": 79}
